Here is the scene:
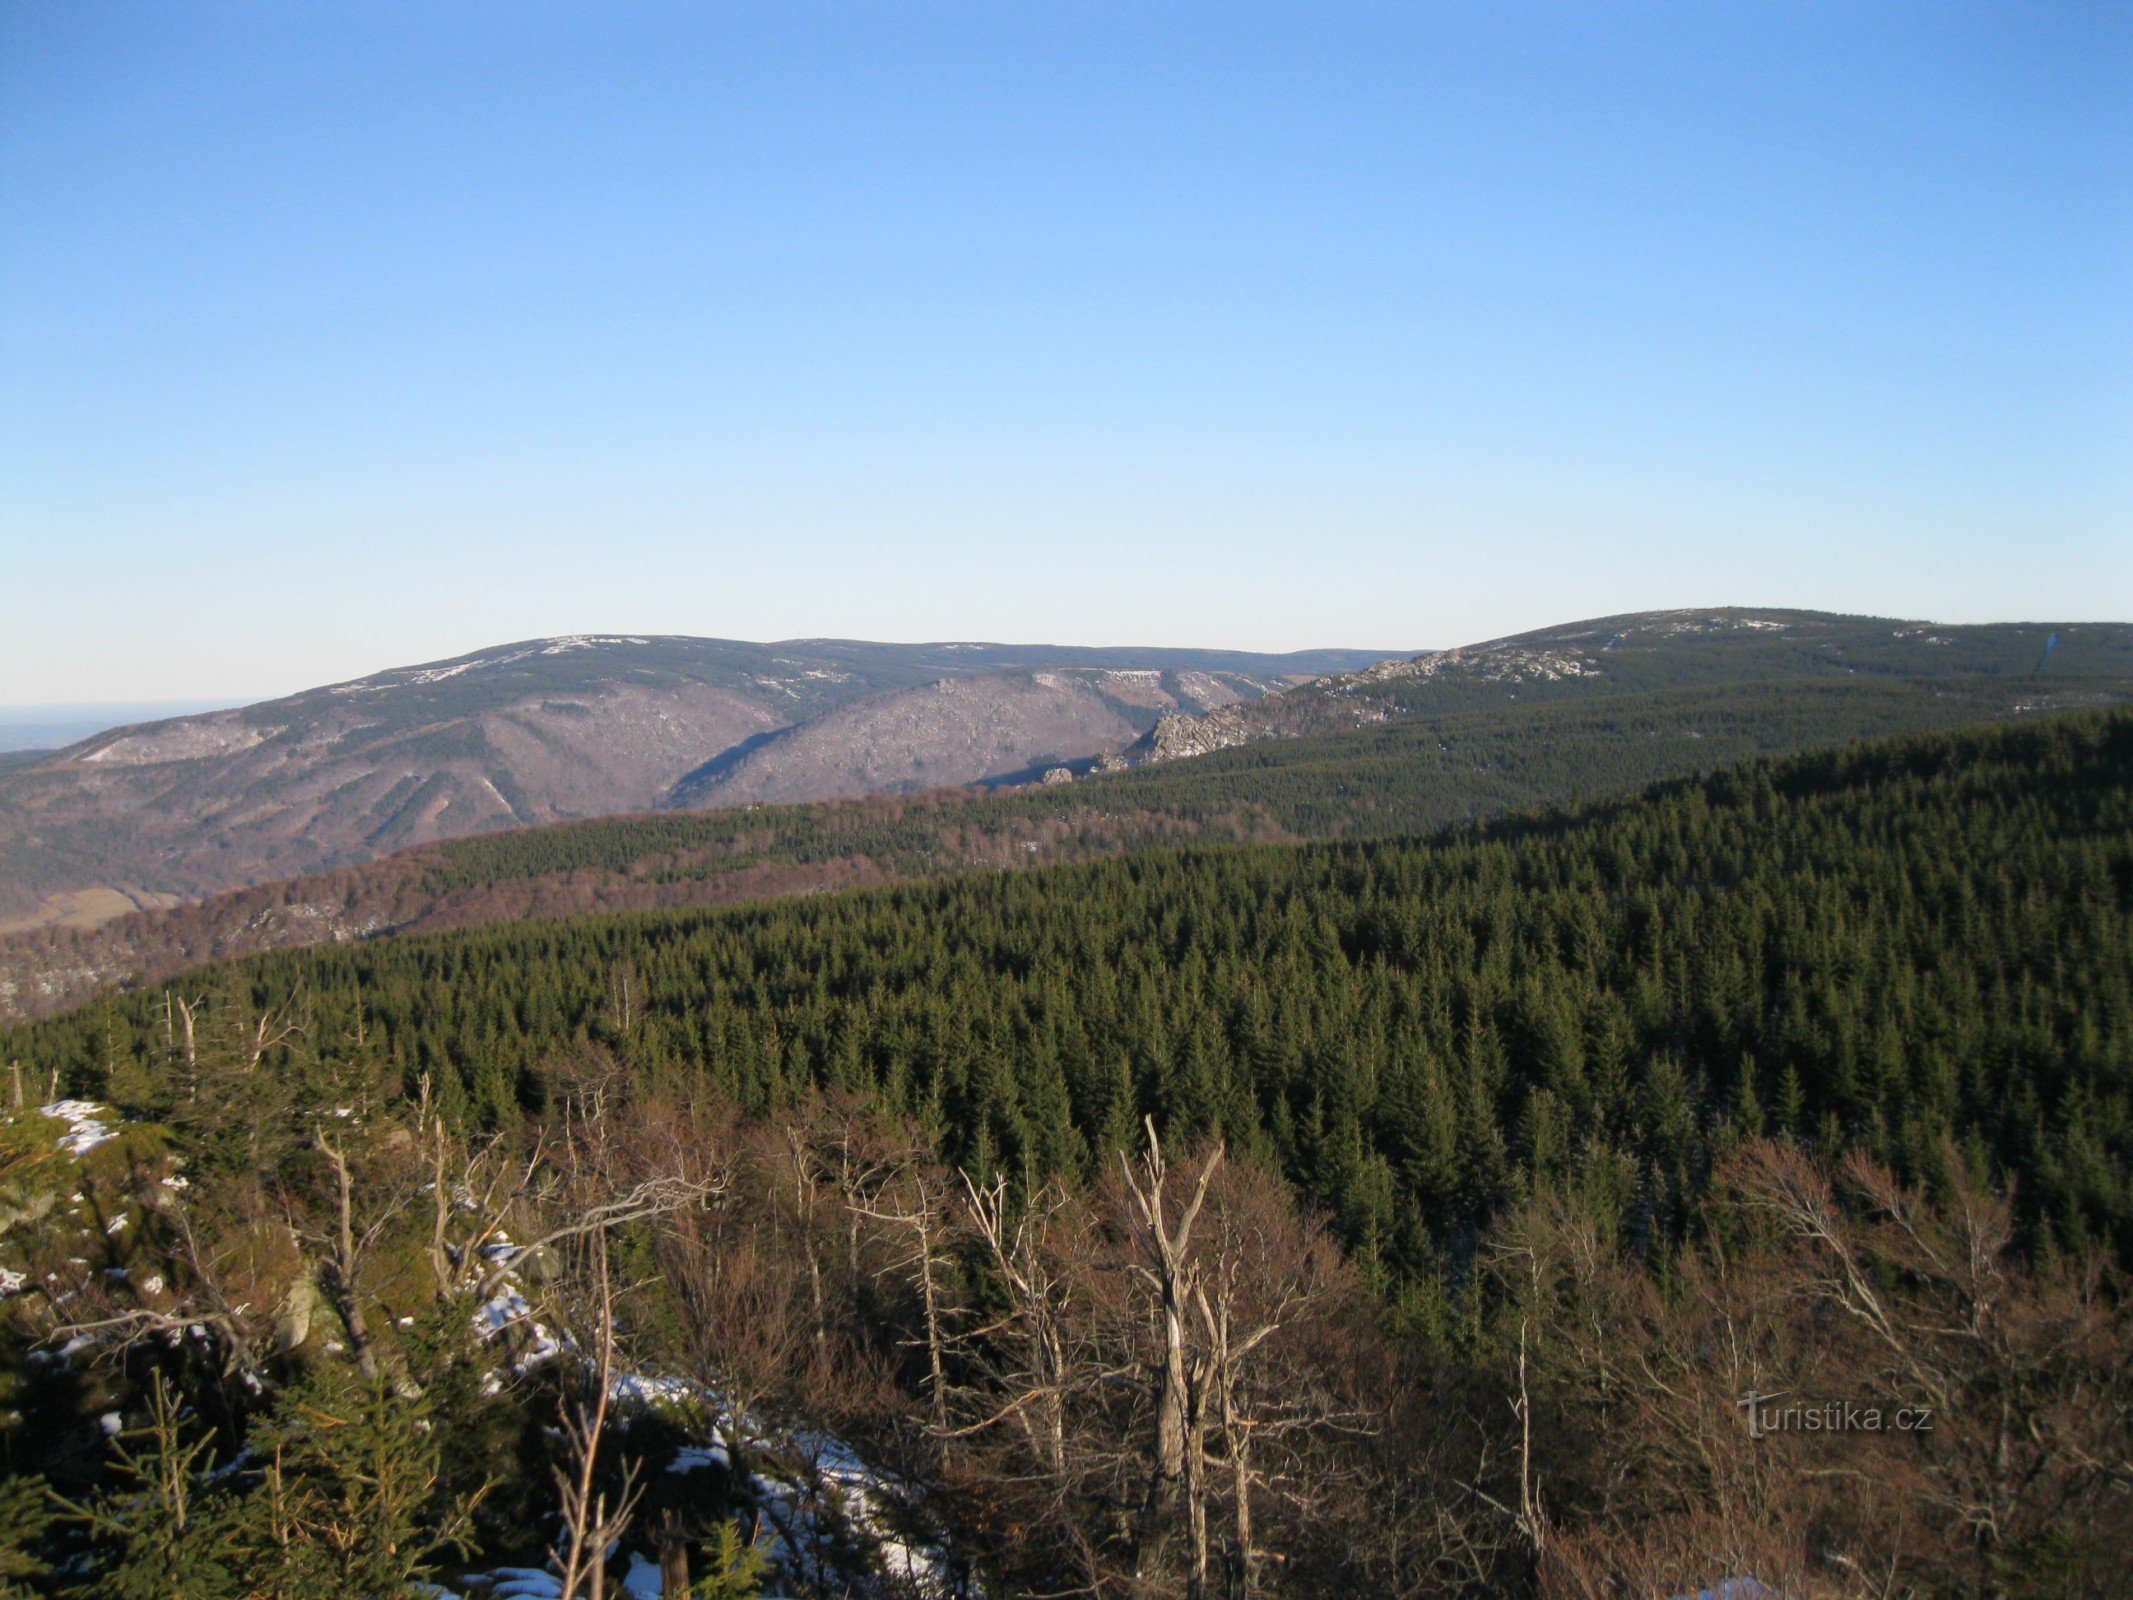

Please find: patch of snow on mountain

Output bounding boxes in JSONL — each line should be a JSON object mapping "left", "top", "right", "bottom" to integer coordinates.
{"left": 40, "top": 1100, "right": 115, "bottom": 1156}
{"left": 540, "top": 636, "right": 652, "bottom": 655}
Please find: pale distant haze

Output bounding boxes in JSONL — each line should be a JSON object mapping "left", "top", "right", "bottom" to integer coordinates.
{"left": 3, "top": 2, "right": 2127, "bottom": 705}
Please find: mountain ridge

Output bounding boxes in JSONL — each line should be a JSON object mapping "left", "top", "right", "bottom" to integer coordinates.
{"left": 9, "top": 607, "right": 2129, "bottom": 944}
{"left": 0, "top": 634, "right": 1397, "bottom": 927}
{"left": 1137, "top": 607, "right": 2133, "bottom": 761}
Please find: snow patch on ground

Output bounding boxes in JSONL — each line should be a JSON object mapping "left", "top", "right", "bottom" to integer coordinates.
{"left": 668, "top": 1438, "right": 730, "bottom": 1474}
{"left": 446, "top": 1231, "right": 977, "bottom": 1600}
{"left": 456, "top": 1569, "right": 562, "bottom": 1598}
{"left": 621, "top": 1553, "right": 663, "bottom": 1597}
{"left": 39, "top": 1100, "right": 115, "bottom": 1156}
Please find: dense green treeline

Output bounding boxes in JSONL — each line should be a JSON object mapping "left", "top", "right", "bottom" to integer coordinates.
{"left": 425, "top": 674, "right": 2126, "bottom": 892}
{"left": 9, "top": 709, "right": 2131, "bottom": 1290}
{"left": 1052, "top": 673, "right": 2128, "bottom": 837}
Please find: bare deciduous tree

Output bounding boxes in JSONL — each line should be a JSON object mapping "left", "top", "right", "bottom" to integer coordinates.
{"left": 551, "top": 1227, "right": 645, "bottom": 1600}
{"left": 1488, "top": 1139, "right": 2133, "bottom": 1600}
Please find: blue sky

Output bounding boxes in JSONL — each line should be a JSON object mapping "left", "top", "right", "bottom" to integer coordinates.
{"left": 3, "top": 1, "right": 2128, "bottom": 702}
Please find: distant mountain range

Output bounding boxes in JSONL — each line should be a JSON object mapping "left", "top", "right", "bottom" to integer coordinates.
{"left": 3, "top": 610, "right": 2127, "bottom": 944}
{"left": 0, "top": 635, "right": 1395, "bottom": 928}
{"left": 3, "top": 606, "right": 2128, "bottom": 1022}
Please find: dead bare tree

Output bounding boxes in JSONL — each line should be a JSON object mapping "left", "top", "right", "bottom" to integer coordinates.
{"left": 820, "top": 1113, "right": 896, "bottom": 1290}
{"left": 1477, "top": 1141, "right": 2133, "bottom": 1599}
{"left": 850, "top": 1144, "right": 960, "bottom": 1458}
{"left": 1119, "top": 1117, "right": 1224, "bottom": 1598}
{"left": 533, "top": 1081, "right": 725, "bottom": 1598}
{"left": 1188, "top": 1153, "right": 1379, "bottom": 1600}
{"left": 1121, "top": 1118, "right": 1223, "bottom": 1488}
{"left": 551, "top": 1226, "right": 644, "bottom": 1600}
{"left": 1733, "top": 1139, "right": 2133, "bottom": 1589}
{"left": 958, "top": 1171, "right": 1080, "bottom": 1486}
{"left": 167, "top": 991, "right": 203, "bottom": 1092}
{"left": 476, "top": 1172, "right": 719, "bottom": 1302}
{"left": 781, "top": 1122, "right": 832, "bottom": 1355}
{"left": 244, "top": 1000, "right": 305, "bottom": 1068}
{"left": 311, "top": 1128, "right": 390, "bottom": 1383}
{"left": 1191, "top": 1224, "right": 1295, "bottom": 1597}
{"left": 427, "top": 1115, "right": 458, "bottom": 1295}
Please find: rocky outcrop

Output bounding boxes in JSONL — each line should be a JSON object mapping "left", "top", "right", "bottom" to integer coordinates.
{"left": 1136, "top": 649, "right": 1612, "bottom": 766}
{"left": 1144, "top": 706, "right": 1260, "bottom": 763}
{"left": 1338, "top": 643, "right": 1600, "bottom": 687}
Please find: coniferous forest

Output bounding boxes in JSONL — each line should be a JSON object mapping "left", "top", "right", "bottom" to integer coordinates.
{"left": 0, "top": 709, "right": 2126, "bottom": 1598}
{"left": 12, "top": 5, "right": 2130, "bottom": 1593}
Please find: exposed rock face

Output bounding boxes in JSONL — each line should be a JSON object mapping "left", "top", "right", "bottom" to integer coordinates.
{"left": 1340, "top": 644, "right": 1600, "bottom": 687}
{"left": 1146, "top": 706, "right": 1259, "bottom": 763}
{"left": 1138, "top": 641, "right": 1599, "bottom": 762}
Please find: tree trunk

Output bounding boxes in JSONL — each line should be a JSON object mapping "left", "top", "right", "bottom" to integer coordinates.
{"left": 320, "top": 1134, "right": 379, "bottom": 1382}
{"left": 918, "top": 1208, "right": 950, "bottom": 1460}
{"left": 1038, "top": 1321, "right": 1068, "bottom": 1480}
{"left": 1184, "top": 1359, "right": 1210, "bottom": 1600}
{"left": 659, "top": 1533, "right": 688, "bottom": 1600}
{"left": 787, "top": 1129, "right": 827, "bottom": 1354}
{"left": 429, "top": 1121, "right": 454, "bottom": 1295}
{"left": 1157, "top": 1284, "right": 1190, "bottom": 1484}
{"left": 1223, "top": 1375, "right": 1252, "bottom": 1600}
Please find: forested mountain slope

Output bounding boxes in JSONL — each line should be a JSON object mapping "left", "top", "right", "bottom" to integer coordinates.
{"left": 0, "top": 635, "right": 1383, "bottom": 929}
{"left": 1, "top": 711, "right": 2127, "bottom": 1598}
{"left": 1141, "top": 608, "right": 2133, "bottom": 759}
{"left": 666, "top": 664, "right": 1281, "bottom": 808}
{"left": 14, "top": 707, "right": 2129, "bottom": 1268}
{"left": 8, "top": 671, "right": 2122, "bottom": 1023}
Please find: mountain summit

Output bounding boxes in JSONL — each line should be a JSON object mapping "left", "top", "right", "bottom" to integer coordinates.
{"left": 1136, "top": 609, "right": 2133, "bottom": 762}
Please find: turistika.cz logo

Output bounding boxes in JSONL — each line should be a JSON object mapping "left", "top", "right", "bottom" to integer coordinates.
{"left": 1736, "top": 1390, "right": 1933, "bottom": 1440}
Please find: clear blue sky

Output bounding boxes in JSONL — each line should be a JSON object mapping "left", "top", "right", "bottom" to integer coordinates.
{"left": 3, "top": 1, "right": 2128, "bottom": 702}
